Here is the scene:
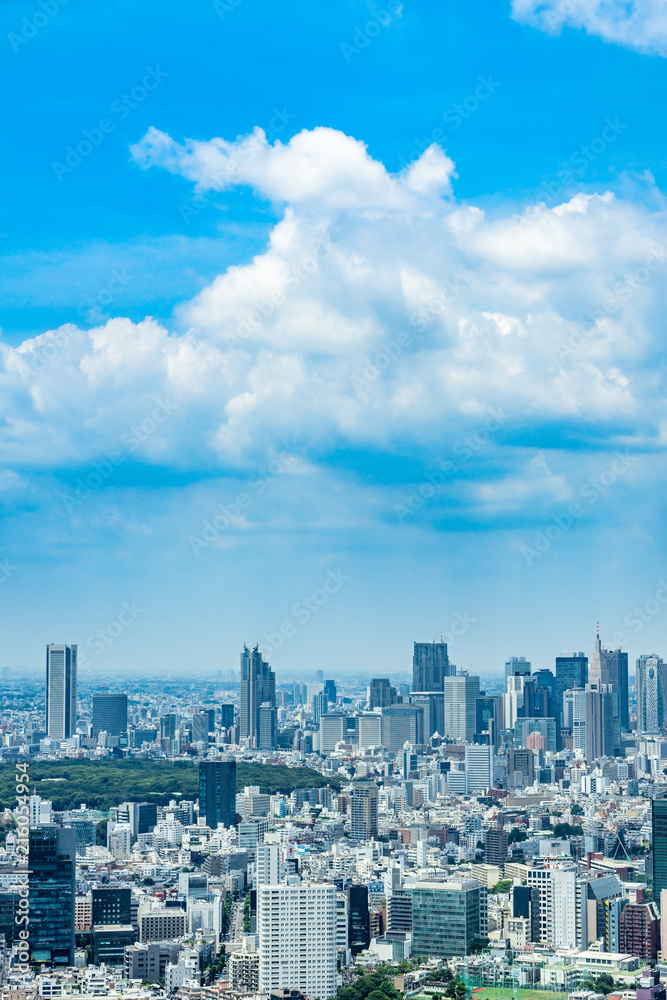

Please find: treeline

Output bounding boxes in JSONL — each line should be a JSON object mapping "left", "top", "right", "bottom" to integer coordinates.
{"left": 0, "top": 759, "right": 338, "bottom": 812}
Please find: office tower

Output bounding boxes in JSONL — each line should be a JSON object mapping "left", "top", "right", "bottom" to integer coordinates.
{"left": 514, "top": 717, "right": 557, "bottom": 753}
{"left": 292, "top": 682, "right": 308, "bottom": 706}
{"left": 637, "top": 655, "right": 667, "bottom": 733}
{"left": 465, "top": 743, "right": 494, "bottom": 793}
{"left": 413, "top": 641, "right": 452, "bottom": 692}
{"left": 350, "top": 783, "right": 378, "bottom": 840}
{"left": 564, "top": 685, "right": 613, "bottom": 762}
{"left": 312, "top": 690, "right": 327, "bottom": 725}
{"left": 258, "top": 880, "right": 336, "bottom": 998}
{"left": 315, "top": 669, "right": 324, "bottom": 683}
{"left": 256, "top": 843, "right": 280, "bottom": 887}
{"left": 126, "top": 802, "right": 157, "bottom": 836}
{"left": 503, "top": 674, "right": 526, "bottom": 729}
{"left": 401, "top": 747, "right": 418, "bottom": 778}
{"left": 410, "top": 692, "right": 444, "bottom": 739}
{"left": 652, "top": 797, "right": 667, "bottom": 902}
{"left": 589, "top": 630, "right": 628, "bottom": 749}
{"left": 92, "top": 692, "right": 128, "bottom": 738}
{"left": 348, "top": 884, "right": 370, "bottom": 954}
{"left": 220, "top": 704, "right": 234, "bottom": 730}
{"left": 444, "top": 673, "right": 480, "bottom": 742}
{"left": 380, "top": 705, "right": 424, "bottom": 750}
{"left": 160, "top": 713, "right": 177, "bottom": 740}
{"left": 240, "top": 645, "right": 276, "bottom": 749}
{"left": 192, "top": 711, "right": 210, "bottom": 744}
{"left": 475, "top": 695, "right": 499, "bottom": 748}
{"left": 368, "top": 678, "right": 397, "bottom": 709}
{"left": 513, "top": 885, "right": 539, "bottom": 943}
{"left": 93, "top": 925, "right": 135, "bottom": 966}
{"left": 506, "top": 747, "right": 535, "bottom": 789}
{"left": 198, "top": 760, "right": 237, "bottom": 829}
{"left": 324, "top": 678, "right": 336, "bottom": 703}
{"left": 357, "top": 712, "right": 383, "bottom": 748}
{"left": 319, "top": 714, "right": 346, "bottom": 754}
{"left": 46, "top": 643, "right": 77, "bottom": 740}
{"left": 484, "top": 826, "right": 508, "bottom": 864}
{"left": 92, "top": 886, "right": 131, "bottom": 926}
{"left": 28, "top": 825, "right": 76, "bottom": 965}
{"left": 412, "top": 879, "right": 487, "bottom": 957}
{"left": 555, "top": 653, "right": 587, "bottom": 725}
{"left": 505, "top": 656, "right": 531, "bottom": 680}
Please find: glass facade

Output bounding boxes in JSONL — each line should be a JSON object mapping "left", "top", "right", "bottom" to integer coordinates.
{"left": 199, "top": 760, "right": 237, "bottom": 829}
{"left": 652, "top": 797, "right": 667, "bottom": 902}
{"left": 29, "top": 825, "right": 76, "bottom": 965}
{"left": 412, "top": 880, "right": 487, "bottom": 958}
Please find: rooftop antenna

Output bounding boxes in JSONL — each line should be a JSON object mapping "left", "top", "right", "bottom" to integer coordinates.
{"left": 596, "top": 621, "right": 600, "bottom": 640}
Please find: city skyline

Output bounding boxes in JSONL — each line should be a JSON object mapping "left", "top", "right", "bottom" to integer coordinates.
{"left": 1, "top": 1, "right": 667, "bottom": 674}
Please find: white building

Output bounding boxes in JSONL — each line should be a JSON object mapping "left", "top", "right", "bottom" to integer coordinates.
{"left": 256, "top": 843, "right": 280, "bottom": 887}
{"left": 258, "top": 878, "right": 336, "bottom": 998}
{"left": 465, "top": 744, "right": 494, "bottom": 793}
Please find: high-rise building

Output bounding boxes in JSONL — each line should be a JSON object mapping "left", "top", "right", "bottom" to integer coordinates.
{"left": 92, "top": 692, "right": 128, "bottom": 738}
{"left": 368, "top": 678, "right": 397, "bottom": 709}
{"left": 350, "top": 783, "right": 378, "bottom": 840}
{"left": 619, "top": 900, "right": 660, "bottom": 960}
{"left": 92, "top": 886, "right": 131, "bottom": 926}
{"left": 160, "top": 713, "right": 177, "bottom": 740}
{"left": 505, "top": 656, "right": 531, "bottom": 680}
{"left": 652, "top": 797, "right": 667, "bottom": 903}
{"left": 465, "top": 743, "right": 494, "bottom": 793}
{"left": 555, "top": 653, "right": 588, "bottom": 725}
{"left": 637, "top": 655, "right": 667, "bottom": 733}
{"left": 319, "top": 714, "right": 347, "bottom": 754}
{"left": 28, "top": 824, "right": 76, "bottom": 965}
{"left": 46, "top": 644, "right": 77, "bottom": 740}
{"left": 513, "top": 885, "right": 540, "bottom": 943}
{"left": 563, "top": 684, "right": 614, "bottom": 762}
{"left": 257, "top": 880, "right": 336, "bottom": 998}
{"left": 255, "top": 844, "right": 280, "bottom": 887}
{"left": 240, "top": 645, "right": 276, "bottom": 749}
{"left": 348, "top": 884, "right": 370, "bottom": 954}
{"left": 412, "top": 879, "right": 487, "bottom": 957}
{"left": 410, "top": 692, "right": 444, "bottom": 739}
{"left": 413, "top": 641, "right": 452, "bottom": 692}
{"left": 514, "top": 717, "right": 557, "bottom": 754}
{"left": 324, "top": 679, "right": 337, "bottom": 703}
{"left": 444, "top": 674, "right": 480, "bottom": 743}
{"left": 589, "top": 631, "right": 628, "bottom": 749}
{"left": 380, "top": 705, "right": 424, "bottom": 750}
{"left": 199, "top": 760, "right": 237, "bottom": 829}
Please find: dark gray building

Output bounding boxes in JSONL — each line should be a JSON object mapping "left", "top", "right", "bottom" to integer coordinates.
{"left": 412, "top": 879, "right": 487, "bottom": 958}
{"left": 29, "top": 825, "right": 76, "bottom": 965}
{"left": 199, "top": 760, "right": 237, "bottom": 829}
{"left": 240, "top": 645, "right": 276, "bottom": 749}
{"left": 413, "top": 642, "right": 452, "bottom": 692}
{"left": 92, "top": 692, "right": 128, "bottom": 738}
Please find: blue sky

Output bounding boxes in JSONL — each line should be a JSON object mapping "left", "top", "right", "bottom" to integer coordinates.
{"left": 1, "top": 0, "right": 667, "bottom": 679}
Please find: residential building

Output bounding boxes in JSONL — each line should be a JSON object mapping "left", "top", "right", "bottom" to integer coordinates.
{"left": 350, "top": 783, "right": 378, "bottom": 841}
{"left": 257, "top": 879, "right": 336, "bottom": 999}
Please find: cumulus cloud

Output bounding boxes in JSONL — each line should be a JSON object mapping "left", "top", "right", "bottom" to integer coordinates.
{"left": 1, "top": 125, "right": 666, "bottom": 524}
{"left": 510, "top": 0, "right": 667, "bottom": 57}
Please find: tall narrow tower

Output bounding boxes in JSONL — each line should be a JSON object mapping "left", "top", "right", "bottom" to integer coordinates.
{"left": 239, "top": 645, "right": 276, "bottom": 749}
{"left": 46, "top": 644, "right": 77, "bottom": 740}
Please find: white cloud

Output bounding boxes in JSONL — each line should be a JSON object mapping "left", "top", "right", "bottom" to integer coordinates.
{"left": 510, "top": 0, "right": 667, "bottom": 57}
{"left": 1, "top": 125, "right": 666, "bottom": 523}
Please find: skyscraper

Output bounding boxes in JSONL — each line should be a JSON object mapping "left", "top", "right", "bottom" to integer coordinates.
{"left": 240, "top": 645, "right": 276, "bottom": 749}
{"left": 28, "top": 824, "right": 76, "bottom": 965}
{"left": 505, "top": 656, "right": 531, "bottom": 680}
{"left": 412, "top": 879, "right": 487, "bottom": 957}
{"left": 564, "top": 684, "right": 614, "bottom": 762}
{"left": 46, "top": 644, "right": 77, "bottom": 740}
{"left": 637, "top": 655, "right": 667, "bottom": 733}
{"left": 444, "top": 673, "right": 480, "bottom": 743}
{"left": 589, "top": 630, "right": 628, "bottom": 748}
{"left": 92, "top": 692, "right": 128, "bottom": 738}
{"left": 198, "top": 760, "right": 237, "bottom": 829}
{"left": 413, "top": 641, "right": 452, "bottom": 692}
{"left": 257, "top": 881, "right": 336, "bottom": 998}
{"left": 350, "top": 782, "right": 378, "bottom": 840}
{"left": 652, "top": 796, "right": 667, "bottom": 903}
{"left": 555, "top": 653, "right": 587, "bottom": 726}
